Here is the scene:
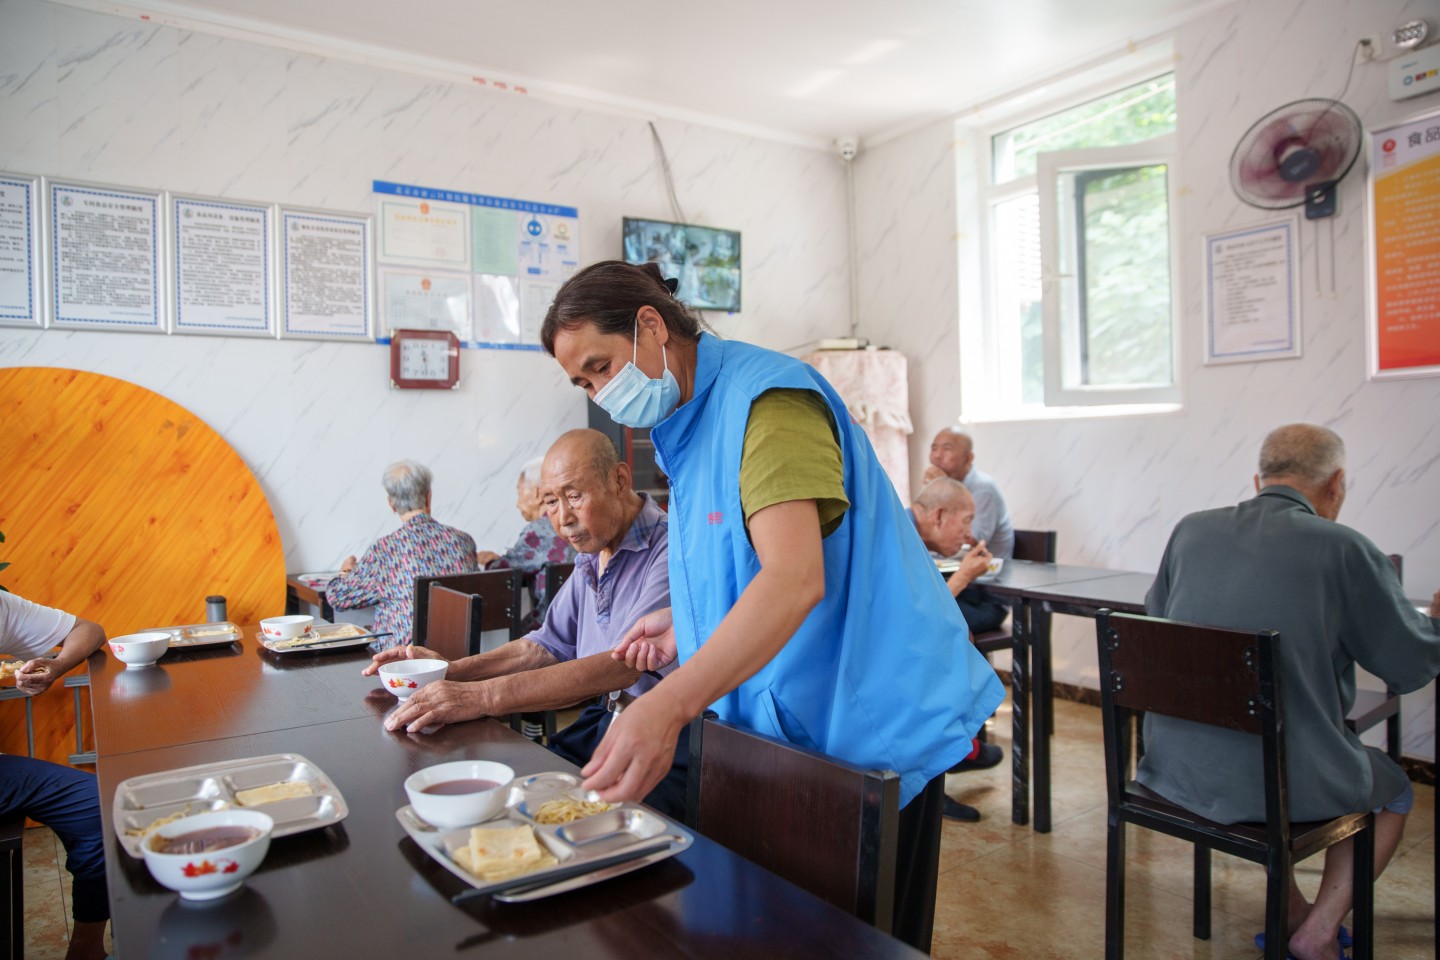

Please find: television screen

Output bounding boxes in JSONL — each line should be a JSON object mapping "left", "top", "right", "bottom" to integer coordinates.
{"left": 622, "top": 217, "right": 741, "bottom": 312}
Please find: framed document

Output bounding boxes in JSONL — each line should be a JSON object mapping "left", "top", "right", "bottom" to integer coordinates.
{"left": 375, "top": 193, "right": 470, "bottom": 270}
{"left": 1367, "top": 107, "right": 1440, "bottom": 381}
{"left": 171, "top": 195, "right": 275, "bottom": 338}
{"left": 48, "top": 179, "right": 165, "bottom": 333}
{"left": 1203, "top": 218, "right": 1301, "bottom": 364}
{"left": 378, "top": 268, "right": 472, "bottom": 340}
{"left": 0, "top": 172, "right": 43, "bottom": 328}
{"left": 279, "top": 207, "right": 373, "bottom": 341}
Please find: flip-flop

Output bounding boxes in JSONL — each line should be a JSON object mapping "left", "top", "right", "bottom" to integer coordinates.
{"left": 1252, "top": 927, "right": 1352, "bottom": 957}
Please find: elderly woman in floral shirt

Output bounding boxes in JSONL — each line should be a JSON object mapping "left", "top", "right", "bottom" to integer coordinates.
{"left": 476, "top": 457, "right": 576, "bottom": 631}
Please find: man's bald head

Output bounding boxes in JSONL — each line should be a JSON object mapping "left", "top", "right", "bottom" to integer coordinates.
{"left": 544, "top": 429, "right": 620, "bottom": 485}
{"left": 1256, "top": 423, "right": 1346, "bottom": 520}
{"left": 540, "top": 429, "right": 640, "bottom": 557}
{"left": 912, "top": 477, "right": 977, "bottom": 557}
{"left": 929, "top": 427, "right": 975, "bottom": 482}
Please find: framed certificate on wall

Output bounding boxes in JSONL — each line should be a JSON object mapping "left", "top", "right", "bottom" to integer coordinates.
{"left": 171, "top": 194, "right": 275, "bottom": 338}
{"left": 1367, "top": 107, "right": 1440, "bottom": 381}
{"left": 0, "top": 172, "right": 43, "bottom": 328}
{"left": 47, "top": 179, "right": 166, "bottom": 334}
{"left": 278, "top": 207, "right": 373, "bottom": 342}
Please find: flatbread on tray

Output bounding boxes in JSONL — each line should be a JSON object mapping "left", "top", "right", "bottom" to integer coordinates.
{"left": 452, "top": 824, "right": 558, "bottom": 882}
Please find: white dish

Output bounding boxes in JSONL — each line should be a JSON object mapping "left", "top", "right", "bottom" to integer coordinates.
{"left": 109, "top": 632, "right": 172, "bottom": 667}
{"left": 141, "top": 809, "right": 273, "bottom": 901}
{"left": 378, "top": 659, "right": 448, "bottom": 700}
{"left": 404, "top": 761, "right": 515, "bottom": 829}
{"left": 258, "top": 615, "right": 314, "bottom": 641}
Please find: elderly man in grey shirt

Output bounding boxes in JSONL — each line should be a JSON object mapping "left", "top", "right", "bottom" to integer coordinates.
{"left": 1140, "top": 423, "right": 1440, "bottom": 960}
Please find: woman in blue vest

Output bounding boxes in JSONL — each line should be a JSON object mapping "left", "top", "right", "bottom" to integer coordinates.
{"left": 541, "top": 261, "right": 1003, "bottom": 950}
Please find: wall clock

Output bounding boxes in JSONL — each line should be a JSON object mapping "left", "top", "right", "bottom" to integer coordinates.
{"left": 390, "top": 329, "right": 460, "bottom": 390}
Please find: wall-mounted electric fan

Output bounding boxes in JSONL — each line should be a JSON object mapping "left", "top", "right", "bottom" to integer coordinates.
{"left": 1229, "top": 98, "right": 1363, "bottom": 219}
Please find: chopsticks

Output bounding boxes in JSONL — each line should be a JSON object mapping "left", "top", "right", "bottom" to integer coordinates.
{"left": 449, "top": 838, "right": 675, "bottom": 903}
{"left": 270, "top": 631, "right": 392, "bottom": 650}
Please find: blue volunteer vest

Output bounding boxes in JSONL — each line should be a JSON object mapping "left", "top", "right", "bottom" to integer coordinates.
{"left": 650, "top": 334, "right": 1005, "bottom": 806}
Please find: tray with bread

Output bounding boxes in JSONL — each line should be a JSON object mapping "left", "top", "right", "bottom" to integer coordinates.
{"left": 138, "top": 621, "right": 242, "bottom": 649}
{"left": 112, "top": 753, "right": 348, "bottom": 858}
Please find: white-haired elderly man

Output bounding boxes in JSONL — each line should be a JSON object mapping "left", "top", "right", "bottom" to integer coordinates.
{"left": 327, "top": 460, "right": 478, "bottom": 647}
{"left": 1143, "top": 423, "right": 1440, "bottom": 960}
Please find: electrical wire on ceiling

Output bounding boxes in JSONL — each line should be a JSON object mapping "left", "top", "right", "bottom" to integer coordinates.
{"left": 648, "top": 121, "right": 688, "bottom": 226}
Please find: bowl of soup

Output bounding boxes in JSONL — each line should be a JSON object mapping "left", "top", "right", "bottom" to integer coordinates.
{"left": 258, "top": 615, "right": 313, "bottom": 641}
{"left": 142, "top": 810, "right": 274, "bottom": 900}
{"left": 108, "top": 632, "right": 172, "bottom": 668}
{"left": 404, "top": 760, "right": 515, "bottom": 828}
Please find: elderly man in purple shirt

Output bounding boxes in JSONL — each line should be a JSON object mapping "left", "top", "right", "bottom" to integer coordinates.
{"left": 365, "top": 429, "right": 682, "bottom": 813}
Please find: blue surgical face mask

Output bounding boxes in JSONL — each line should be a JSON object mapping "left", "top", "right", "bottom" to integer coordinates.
{"left": 593, "top": 321, "right": 681, "bottom": 429}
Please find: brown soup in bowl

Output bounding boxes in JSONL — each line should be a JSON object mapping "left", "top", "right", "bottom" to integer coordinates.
{"left": 421, "top": 779, "right": 500, "bottom": 796}
{"left": 152, "top": 825, "right": 261, "bottom": 856}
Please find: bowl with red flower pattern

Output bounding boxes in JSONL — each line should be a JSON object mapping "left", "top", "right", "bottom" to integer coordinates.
{"left": 142, "top": 809, "right": 273, "bottom": 900}
{"left": 377, "top": 658, "right": 448, "bottom": 700}
{"left": 108, "top": 632, "right": 172, "bottom": 668}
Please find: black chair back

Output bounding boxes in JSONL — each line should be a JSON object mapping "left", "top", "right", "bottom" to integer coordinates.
{"left": 412, "top": 569, "right": 516, "bottom": 645}
{"left": 687, "top": 714, "right": 899, "bottom": 932}
{"left": 1012, "top": 528, "right": 1057, "bottom": 563}
{"left": 424, "top": 584, "right": 484, "bottom": 660}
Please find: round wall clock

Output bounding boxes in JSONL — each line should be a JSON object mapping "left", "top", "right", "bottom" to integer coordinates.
{"left": 390, "top": 329, "right": 460, "bottom": 390}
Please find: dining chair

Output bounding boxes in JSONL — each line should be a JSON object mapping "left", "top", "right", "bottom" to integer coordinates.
{"left": 686, "top": 713, "right": 900, "bottom": 933}
{"left": 411, "top": 570, "right": 517, "bottom": 646}
{"left": 504, "top": 562, "right": 581, "bottom": 743}
{"left": 971, "top": 529, "right": 1056, "bottom": 740}
{"left": 1, "top": 810, "right": 21, "bottom": 960}
{"left": 421, "top": 583, "right": 485, "bottom": 660}
{"left": 1095, "top": 610, "right": 1375, "bottom": 960}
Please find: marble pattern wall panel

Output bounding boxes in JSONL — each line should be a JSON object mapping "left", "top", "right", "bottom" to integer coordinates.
{"left": 853, "top": 0, "right": 1440, "bottom": 758}
{"left": 0, "top": 0, "right": 849, "bottom": 574}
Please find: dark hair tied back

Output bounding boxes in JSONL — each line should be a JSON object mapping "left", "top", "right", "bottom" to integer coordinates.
{"left": 541, "top": 260, "right": 702, "bottom": 355}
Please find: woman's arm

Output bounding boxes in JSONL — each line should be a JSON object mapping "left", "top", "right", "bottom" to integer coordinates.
{"left": 581, "top": 498, "right": 824, "bottom": 801}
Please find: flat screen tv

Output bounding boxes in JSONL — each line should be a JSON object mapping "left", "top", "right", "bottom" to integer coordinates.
{"left": 622, "top": 217, "right": 741, "bottom": 312}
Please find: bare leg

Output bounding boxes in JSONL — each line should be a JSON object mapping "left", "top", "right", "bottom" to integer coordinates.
{"left": 1288, "top": 810, "right": 1406, "bottom": 960}
{"left": 1287, "top": 874, "right": 1312, "bottom": 934}
{"left": 64, "top": 920, "right": 109, "bottom": 960}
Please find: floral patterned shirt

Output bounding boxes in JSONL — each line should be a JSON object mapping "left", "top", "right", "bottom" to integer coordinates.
{"left": 326, "top": 513, "right": 477, "bottom": 646}
{"left": 486, "top": 515, "right": 577, "bottom": 632}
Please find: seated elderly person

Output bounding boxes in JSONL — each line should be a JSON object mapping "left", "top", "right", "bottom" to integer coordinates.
{"left": 475, "top": 456, "right": 576, "bottom": 632}
{"left": 923, "top": 428, "right": 1013, "bottom": 633}
{"left": 327, "top": 460, "right": 478, "bottom": 648}
{"left": 909, "top": 476, "right": 1005, "bottom": 819}
{"left": 1, "top": 591, "right": 110, "bottom": 960}
{"left": 364, "top": 430, "right": 683, "bottom": 815}
{"left": 1143, "top": 423, "right": 1440, "bottom": 960}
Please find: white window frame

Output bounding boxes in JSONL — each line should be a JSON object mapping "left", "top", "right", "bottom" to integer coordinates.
{"left": 1037, "top": 136, "right": 1181, "bottom": 407}
{"left": 966, "top": 60, "right": 1182, "bottom": 422}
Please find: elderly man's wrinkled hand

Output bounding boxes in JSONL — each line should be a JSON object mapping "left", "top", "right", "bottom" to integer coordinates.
{"left": 921, "top": 464, "right": 945, "bottom": 485}
{"left": 363, "top": 643, "right": 444, "bottom": 677}
{"left": 14, "top": 658, "right": 58, "bottom": 696}
{"left": 384, "top": 680, "right": 485, "bottom": 734}
{"left": 613, "top": 607, "right": 677, "bottom": 672}
{"left": 957, "top": 540, "right": 992, "bottom": 583}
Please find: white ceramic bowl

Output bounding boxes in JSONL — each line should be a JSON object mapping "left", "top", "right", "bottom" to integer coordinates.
{"left": 377, "top": 659, "right": 448, "bottom": 700}
{"left": 108, "top": 632, "right": 172, "bottom": 668}
{"left": 404, "top": 760, "right": 515, "bottom": 829}
{"left": 142, "top": 810, "right": 273, "bottom": 901}
{"left": 258, "top": 615, "right": 313, "bottom": 641}
{"left": 984, "top": 557, "right": 1005, "bottom": 577}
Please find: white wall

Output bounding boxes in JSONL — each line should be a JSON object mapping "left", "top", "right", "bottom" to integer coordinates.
{"left": 854, "top": 0, "right": 1440, "bottom": 759}
{"left": 0, "top": 0, "right": 850, "bottom": 570}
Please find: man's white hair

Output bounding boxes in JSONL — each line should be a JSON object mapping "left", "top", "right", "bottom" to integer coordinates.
{"left": 1257, "top": 424, "right": 1345, "bottom": 487}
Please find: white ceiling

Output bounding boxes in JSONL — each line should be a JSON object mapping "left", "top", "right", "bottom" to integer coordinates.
{"left": 70, "top": 0, "right": 1228, "bottom": 148}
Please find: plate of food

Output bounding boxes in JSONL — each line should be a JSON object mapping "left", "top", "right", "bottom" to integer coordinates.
{"left": 140, "top": 622, "right": 243, "bottom": 650}
{"left": 113, "top": 753, "right": 348, "bottom": 858}
{"left": 397, "top": 768, "right": 691, "bottom": 903}
{"left": 257, "top": 621, "right": 387, "bottom": 654}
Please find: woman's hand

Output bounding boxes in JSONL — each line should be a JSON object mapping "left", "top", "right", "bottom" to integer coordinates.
{"left": 475, "top": 550, "right": 500, "bottom": 567}
{"left": 612, "top": 607, "right": 677, "bottom": 672}
{"left": 362, "top": 643, "right": 445, "bottom": 677}
{"left": 581, "top": 687, "right": 689, "bottom": 802}
{"left": 340, "top": 555, "right": 357, "bottom": 574}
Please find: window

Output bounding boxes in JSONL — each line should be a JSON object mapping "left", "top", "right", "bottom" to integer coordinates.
{"left": 975, "top": 75, "right": 1179, "bottom": 415}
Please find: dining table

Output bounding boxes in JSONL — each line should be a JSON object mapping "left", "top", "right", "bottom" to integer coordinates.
{"left": 87, "top": 628, "right": 925, "bottom": 959}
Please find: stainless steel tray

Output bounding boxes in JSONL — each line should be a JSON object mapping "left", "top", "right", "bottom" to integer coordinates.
{"left": 140, "top": 621, "right": 242, "bottom": 650}
{"left": 113, "top": 753, "right": 348, "bottom": 858}
{"left": 397, "top": 771, "right": 691, "bottom": 902}
{"left": 257, "top": 621, "right": 386, "bottom": 654}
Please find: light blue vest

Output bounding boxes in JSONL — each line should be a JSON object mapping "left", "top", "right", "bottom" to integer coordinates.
{"left": 650, "top": 334, "right": 1006, "bottom": 806}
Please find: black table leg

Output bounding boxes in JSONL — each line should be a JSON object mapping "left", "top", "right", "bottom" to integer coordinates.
{"left": 1010, "top": 598, "right": 1031, "bottom": 827}
{"left": 1032, "top": 604, "right": 1053, "bottom": 834}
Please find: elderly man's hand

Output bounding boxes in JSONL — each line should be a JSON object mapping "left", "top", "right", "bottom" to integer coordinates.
{"left": 362, "top": 644, "right": 445, "bottom": 677}
{"left": 14, "top": 658, "right": 59, "bottom": 696}
{"left": 475, "top": 550, "right": 500, "bottom": 568}
{"left": 921, "top": 464, "right": 945, "bottom": 486}
{"left": 384, "top": 680, "right": 487, "bottom": 734}
{"left": 340, "top": 555, "right": 357, "bottom": 574}
{"left": 613, "top": 607, "right": 677, "bottom": 672}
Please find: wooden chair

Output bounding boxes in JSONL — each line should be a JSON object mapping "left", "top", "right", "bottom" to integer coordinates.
{"left": 686, "top": 714, "right": 900, "bottom": 933}
{"left": 422, "top": 584, "right": 485, "bottom": 661}
{"left": 506, "top": 562, "right": 580, "bottom": 743}
{"left": 1, "top": 810, "right": 22, "bottom": 960}
{"left": 1096, "top": 611, "right": 1375, "bottom": 960}
{"left": 542, "top": 562, "right": 576, "bottom": 619}
{"left": 411, "top": 570, "right": 517, "bottom": 646}
{"left": 971, "top": 528, "right": 1057, "bottom": 656}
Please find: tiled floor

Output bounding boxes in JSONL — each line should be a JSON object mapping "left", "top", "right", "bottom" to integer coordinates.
{"left": 22, "top": 698, "right": 1436, "bottom": 958}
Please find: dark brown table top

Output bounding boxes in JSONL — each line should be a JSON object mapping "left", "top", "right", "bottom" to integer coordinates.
{"left": 967, "top": 559, "right": 1138, "bottom": 600}
{"left": 88, "top": 632, "right": 384, "bottom": 757}
{"left": 1019, "top": 570, "right": 1154, "bottom": 615}
{"left": 93, "top": 638, "right": 923, "bottom": 959}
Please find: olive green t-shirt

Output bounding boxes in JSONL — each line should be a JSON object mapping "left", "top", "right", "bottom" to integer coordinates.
{"left": 738, "top": 388, "right": 849, "bottom": 538}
